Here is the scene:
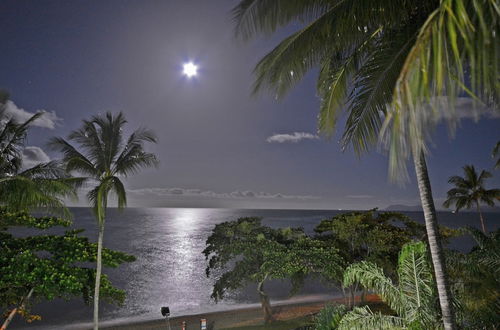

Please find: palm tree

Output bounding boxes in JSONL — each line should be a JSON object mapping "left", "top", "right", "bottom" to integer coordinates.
{"left": 0, "top": 91, "right": 80, "bottom": 214}
{"left": 49, "top": 112, "right": 158, "bottom": 329}
{"left": 443, "top": 165, "right": 499, "bottom": 233}
{"left": 493, "top": 141, "right": 500, "bottom": 169}
{"left": 232, "top": 2, "right": 498, "bottom": 328}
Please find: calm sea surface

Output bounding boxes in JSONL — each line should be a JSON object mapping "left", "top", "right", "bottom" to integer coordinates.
{"left": 9, "top": 207, "right": 498, "bottom": 329}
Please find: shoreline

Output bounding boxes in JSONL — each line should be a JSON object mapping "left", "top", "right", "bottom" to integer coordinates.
{"left": 99, "top": 294, "right": 379, "bottom": 330}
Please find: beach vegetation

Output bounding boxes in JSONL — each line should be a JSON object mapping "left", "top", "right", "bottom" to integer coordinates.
{"left": 314, "top": 209, "right": 458, "bottom": 307}
{"left": 446, "top": 227, "right": 500, "bottom": 328}
{"left": 0, "top": 91, "right": 83, "bottom": 217}
{"left": 314, "top": 241, "right": 443, "bottom": 329}
{"left": 203, "top": 217, "right": 343, "bottom": 323}
{"left": 49, "top": 112, "right": 158, "bottom": 330}
{"left": 232, "top": 1, "right": 499, "bottom": 328}
{"left": 0, "top": 208, "right": 135, "bottom": 329}
{"left": 443, "top": 165, "right": 499, "bottom": 233}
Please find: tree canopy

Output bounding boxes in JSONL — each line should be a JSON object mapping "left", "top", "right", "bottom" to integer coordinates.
{"left": 203, "top": 217, "right": 343, "bottom": 322}
{"left": 0, "top": 208, "right": 135, "bottom": 324}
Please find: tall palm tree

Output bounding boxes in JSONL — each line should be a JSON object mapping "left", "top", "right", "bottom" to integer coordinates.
{"left": 50, "top": 112, "right": 158, "bottom": 329}
{"left": 443, "top": 165, "right": 499, "bottom": 233}
{"left": 0, "top": 91, "right": 80, "bottom": 214}
{"left": 493, "top": 141, "right": 500, "bottom": 169}
{"left": 232, "top": 2, "right": 498, "bottom": 328}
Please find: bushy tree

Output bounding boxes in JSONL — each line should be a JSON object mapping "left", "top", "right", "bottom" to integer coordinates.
{"left": 203, "top": 217, "right": 343, "bottom": 323}
{"left": 314, "top": 209, "right": 457, "bottom": 306}
{"left": 0, "top": 208, "right": 135, "bottom": 329}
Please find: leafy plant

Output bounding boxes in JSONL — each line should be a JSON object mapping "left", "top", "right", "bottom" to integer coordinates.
{"left": 0, "top": 208, "right": 135, "bottom": 329}
{"left": 338, "top": 241, "right": 441, "bottom": 329}
{"left": 313, "top": 304, "right": 347, "bottom": 330}
{"left": 447, "top": 227, "right": 500, "bottom": 328}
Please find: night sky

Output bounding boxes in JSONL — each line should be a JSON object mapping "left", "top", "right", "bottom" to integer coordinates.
{"left": 1, "top": 0, "right": 499, "bottom": 209}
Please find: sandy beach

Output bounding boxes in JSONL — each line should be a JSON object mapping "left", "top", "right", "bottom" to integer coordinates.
{"left": 101, "top": 295, "right": 380, "bottom": 330}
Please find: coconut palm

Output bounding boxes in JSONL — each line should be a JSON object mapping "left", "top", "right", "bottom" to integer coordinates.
{"left": 493, "top": 141, "right": 500, "bottom": 169}
{"left": 0, "top": 91, "right": 80, "bottom": 214}
{"left": 443, "top": 165, "right": 499, "bottom": 233}
{"left": 232, "top": 1, "right": 498, "bottom": 328}
{"left": 49, "top": 112, "right": 158, "bottom": 329}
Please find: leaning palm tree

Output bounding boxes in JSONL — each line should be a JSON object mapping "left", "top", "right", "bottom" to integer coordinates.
{"left": 50, "top": 112, "right": 158, "bottom": 330}
{"left": 493, "top": 141, "right": 500, "bottom": 169}
{"left": 232, "top": 1, "right": 498, "bottom": 328}
{"left": 0, "top": 91, "right": 80, "bottom": 214}
{"left": 443, "top": 165, "right": 499, "bottom": 233}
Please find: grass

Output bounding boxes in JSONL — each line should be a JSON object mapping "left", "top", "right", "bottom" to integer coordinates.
{"left": 222, "top": 315, "right": 313, "bottom": 330}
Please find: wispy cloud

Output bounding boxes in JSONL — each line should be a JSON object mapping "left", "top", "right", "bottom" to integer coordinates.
{"left": 434, "top": 97, "right": 499, "bottom": 120}
{"left": 127, "top": 187, "right": 319, "bottom": 200}
{"left": 3, "top": 100, "right": 62, "bottom": 129}
{"left": 266, "top": 132, "right": 319, "bottom": 144}
{"left": 346, "top": 195, "right": 373, "bottom": 199}
{"left": 22, "top": 146, "right": 51, "bottom": 168}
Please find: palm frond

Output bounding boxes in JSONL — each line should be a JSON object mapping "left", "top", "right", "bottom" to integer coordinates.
{"left": 90, "top": 112, "right": 126, "bottom": 170}
{"left": 341, "top": 25, "right": 417, "bottom": 154}
{"left": 111, "top": 176, "right": 127, "bottom": 209}
{"left": 48, "top": 137, "right": 98, "bottom": 177}
{"left": 316, "top": 27, "right": 383, "bottom": 137}
{"left": 383, "top": 0, "right": 500, "bottom": 178}
{"left": 397, "top": 241, "right": 438, "bottom": 325}
{"left": 113, "top": 147, "right": 158, "bottom": 177}
{"left": 343, "top": 261, "right": 403, "bottom": 316}
{"left": 338, "top": 305, "right": 405, "bottom": 330}
{"left": 232, "top": 0, "right": 331, "bottom": 40}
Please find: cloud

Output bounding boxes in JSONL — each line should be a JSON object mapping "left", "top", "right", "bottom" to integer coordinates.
{"left": 266, "top": 132, "right": 319, "bottom": 144}
{"left": 346, "top": 195, "right": 373, "bottom": 199}
{"left": 432, "top": 97, "right": 499, "bottom": 120}
{"left": 22, "top": 146, "right": 51, "bottom": 168}
{"left": 127, "top": 187, "right": 319, "bottom": 200}
{"left": 3, "top": 100, "right": 62, "bottom": 129}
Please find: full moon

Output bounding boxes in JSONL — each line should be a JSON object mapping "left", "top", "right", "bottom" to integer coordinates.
{"left": 182, "top": 62, "right": 198, "bottom": 78}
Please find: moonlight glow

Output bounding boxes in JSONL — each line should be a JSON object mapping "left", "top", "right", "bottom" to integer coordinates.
{"left": 183, "top": 62, "right": 198, "bottom": 77}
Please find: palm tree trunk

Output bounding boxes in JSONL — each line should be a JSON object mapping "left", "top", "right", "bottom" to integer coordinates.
{"left": 1, "top": 288, "right": 34, "bottom": 330}
{"left": 257, "top": 278, "right": 274, "bottom": 323}
{"left": 476, "top": 200, "right": 486, "bottom": 233}
{"left": 413, "top": 151, "right": 456, "bottom": 330}
{"left": 93, "top": 221, "right": 105, "bottom": 330}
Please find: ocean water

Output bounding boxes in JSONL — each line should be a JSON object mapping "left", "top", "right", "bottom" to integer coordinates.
{"left": 9, "top": 207, "right": 498, "bottom": 329}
